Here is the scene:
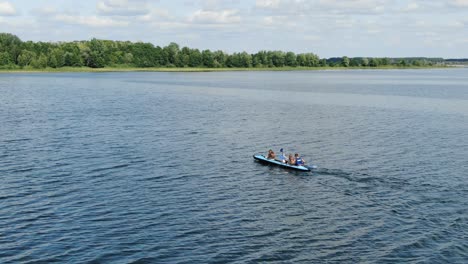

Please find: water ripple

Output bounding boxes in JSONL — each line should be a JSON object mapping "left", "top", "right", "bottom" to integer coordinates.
{"left": 1, "top": 71, "right": 467, "bottom": 263}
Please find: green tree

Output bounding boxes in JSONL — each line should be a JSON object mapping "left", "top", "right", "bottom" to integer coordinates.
{"left": 123, "top": 53, "right": 133, "bottom": 64}
{"left": 189, "top": 49, "right": 202, "bottom": 67}
{"left": 154, "top": 46, "right": 165, "bottom": 66}
{"left": 412, "top": 59, "right": 423, "bottom": 66}
{"left": 350, "top": 57, "right": 362, "bottom": 67}
{"left": 0, "top": 51, "right": 11, "bottom": 66}
{"left": 296, "top": 54, "right": 306, "bottom": 66}
{"left": 202, "top": 49, "right": 214, "bottom": 67}
{"left": 37, "top": 54, "right": 48, "bottom": 68}
{"left": 342, "top": 56, "right": 350, "bottom": 67}
{"left": 0, "top": 33, "right": 358, "bottom": 69}
{"left": 213, "top": 50, "right": 226, "bottom": 67}
{"left": 369, "top": 58, "right": 380, "bottom": 67}
{"left": 132, "top": 42, "right": 158, "bottom": 67}
{"left": 362, "top": 58, "right": 369, "bottom": 67}
{"left": 30, "top": 54, "right": 48, "bottom": 69}
{"left": 177, "top": 47, "right": 190, "bottom": 67}
{"left": 252, "top": 55, "right": 261, "bottom": 67}
{"left": 270, "top": 51, "right": 285, "bottom": 67}
{"left": 17, "top": 50, "right": 36, "bottom": 67}
{"left": 48, "top": 48, "right": 65, "bottom": 68}
{"left": 285, "top": 52, "right": 297, "bottom": 66}
{"left": 63, "top": 51, "right": 82, "bottom": 66}
{"left": 305, "top": 53, "right": 319, "bottom": 66}
{"left": 319, "top": 58, "right": 327, "bottom": 67}
{"left": 60, "top": 42, "right": 83, "bottom": 66}
{"left": 0, "top": 33, "right": 22, "bottom": 64}
{"left": 255, "top": 51, "right": 268, "bottom": 66}
{"left": 239, "top": 52, "right": 252, "bottom": 67}
{"left": 86, "top": 38, "right": 107, "bottom": 68}
{"left": 381, "top": 57, "right": 390, "bottom": 66}
{"left": 227, "top": 53, "right": 245, "bottom": 67}
{"left": 164, "top": 42, "right": 180, "bottom": 66}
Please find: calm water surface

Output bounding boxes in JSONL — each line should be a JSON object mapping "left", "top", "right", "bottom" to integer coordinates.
{"left": 1, "top": 69, "right": 468, "bottom": 263}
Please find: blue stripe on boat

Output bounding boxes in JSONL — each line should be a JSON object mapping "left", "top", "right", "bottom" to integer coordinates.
{"left": 253, "top": 154, "right": 310, "bottom": 171}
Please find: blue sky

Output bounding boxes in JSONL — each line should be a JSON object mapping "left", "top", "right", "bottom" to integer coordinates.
{"left": 1, "top": 0, "right": 467, "bottom": 58}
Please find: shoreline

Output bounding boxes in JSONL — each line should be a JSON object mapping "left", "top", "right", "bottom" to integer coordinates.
{"left": 0, "top": 66, "right": 452, "bottom": 73}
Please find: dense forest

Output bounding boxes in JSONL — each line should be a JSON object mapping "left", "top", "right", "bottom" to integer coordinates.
{"left": 445, "top": 58, "right": 468, "bottom": 65}
{"left": 0, "top": 33, "right": 446, "bottom": 70}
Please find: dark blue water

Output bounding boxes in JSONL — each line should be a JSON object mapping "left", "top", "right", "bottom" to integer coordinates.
{"left": 1, "top": 69, "right": 468, "bottom": 263}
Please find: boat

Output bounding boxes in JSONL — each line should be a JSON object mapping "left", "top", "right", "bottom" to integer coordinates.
{"left": 253, "top": 154, "right": 312, "bottom": 172}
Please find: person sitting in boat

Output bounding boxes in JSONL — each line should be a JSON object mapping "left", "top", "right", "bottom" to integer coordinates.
{"left": 288, "top": 154, "right": 296, "bottom": 165}
{"left": 267, "top": 149, "right": 276, "bottom": 159}
{"left": 278, "top": 148, "right": 287, "bottom": 163}
{"left": 295, "top": 153, "right": 305, "bottom": 166}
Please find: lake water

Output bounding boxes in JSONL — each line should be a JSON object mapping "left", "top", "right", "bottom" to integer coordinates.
{"left": 1, "top": 69, "right": 467, "bottom": 263}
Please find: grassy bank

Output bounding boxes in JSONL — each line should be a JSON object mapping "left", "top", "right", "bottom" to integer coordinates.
{"left": 0, "top": 65, "right": 448, "bottom": 73}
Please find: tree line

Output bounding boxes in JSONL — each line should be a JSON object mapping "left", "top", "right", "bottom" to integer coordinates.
{"left": 0, "top": 33, "right": 445, "bottom": 70}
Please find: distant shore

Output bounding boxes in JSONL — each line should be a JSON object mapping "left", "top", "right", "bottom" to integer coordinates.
{"left": 1, "top": 33, "right": 461, "bottom": 73}
{"left": 0, "top": 65, "right": 451, "bottom": 73}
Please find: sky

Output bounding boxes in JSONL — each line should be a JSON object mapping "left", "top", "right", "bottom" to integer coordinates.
{"left": 1, "top": 0, "right": 467, "bottom": 58}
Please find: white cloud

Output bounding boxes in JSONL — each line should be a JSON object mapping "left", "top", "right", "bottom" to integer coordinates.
{"left": 54, "top": 14, "right": 129, "bottom": 27}
{"left": 255, "top": 0, "right": 386, "bottom": 16}
{"left": 189, "top": 9, "right": 241, "bottom": 24}
{"left": 450, "top": 0, "right": 468, "bottom": 7}
{"left": 0, "top": 1, "right": 16, "bottom": 16}
{"left": 256, "top": 0, "right": 281, "bottom": 9}
{"left": 31, "top": 6, "right": 57, "bottom": 16}
{"left": 402, "top": 3, "right": 419, "bottom": 12}
{"left": 445, "top": 20, "right": 465, "bottom": 28}
{"left": 318, "top": 0, "right": 385, "bottom": 13}
{"left": 255, "top": 0, "right": 309, "bottom": 14}
{"left": 200, "top": 0, "right": 243, "bottom": 10}
{"left": 303, "top": 35, "right": 321, "bottom": 41}
{"left": 97, "top": 0, "right": 150, "bottom": 16}
{"left": 367, "top": 29, "right": 381, "bottom": 34}
{"left": 138, "top": 8, "right": 172, "bottom": 22}
{"left": 4, "top": 0, "right": 468, "bottom": 57}
{"left": 261, "top": 15, "right": 297, "bottom": 28}
{"left": 415, "top": 31, "right": 438, "bottom": 37}
{"left": 150, "top": 21, "right": 188, "bottom": 30}
{"left": 333, "top": 18, "right": 355, "bottom": 28}
{"left": 262, "top": 16, "right": 275, "bottom": 26}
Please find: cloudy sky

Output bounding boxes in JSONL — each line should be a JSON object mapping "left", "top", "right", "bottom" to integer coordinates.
{"left": 1, "top": 0, "right": 467, "bottom": 58}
